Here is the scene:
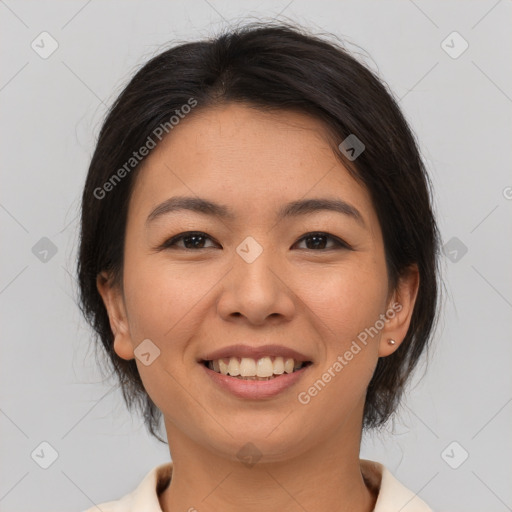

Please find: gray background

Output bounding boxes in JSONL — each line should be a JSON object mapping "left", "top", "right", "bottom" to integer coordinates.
{"left": 1, "top": 1, "right": 511, "bottom": 511}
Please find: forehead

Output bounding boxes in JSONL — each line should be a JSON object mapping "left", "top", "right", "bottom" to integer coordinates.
{"left": 128, "top": 103, "right": 376, "bottom": 227}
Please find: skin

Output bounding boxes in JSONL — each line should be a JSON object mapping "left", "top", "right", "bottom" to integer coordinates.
{"left": 97, "top": 103, "right": 419, "bottom": 512}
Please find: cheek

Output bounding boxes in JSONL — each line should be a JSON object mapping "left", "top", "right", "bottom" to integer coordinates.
{"left": 122, "top": 253, "right": 210, "bottom": 342}
{"left": 305, "top": 259, "right": 389, "bottom": 343}
{"left": 295, "top": 265, "right": 385, "bottom": 425}
{"left": 120, "top": 255, "right": 207, "bottom": 421}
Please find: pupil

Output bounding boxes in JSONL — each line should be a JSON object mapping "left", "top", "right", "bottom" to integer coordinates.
{"left": 307, "top": 234, "right": 326, "bottom": 250}
{"left": 185, "top": 235, "right": 204, "bottom": 249}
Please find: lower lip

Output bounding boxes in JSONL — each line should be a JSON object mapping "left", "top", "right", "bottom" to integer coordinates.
{"left": 201, "top": 363, "right": 311, "bottom": 399}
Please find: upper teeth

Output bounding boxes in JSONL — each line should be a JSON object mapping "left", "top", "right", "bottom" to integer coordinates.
{"left": 209, "top": 356, "right": 304, "bottom": 377}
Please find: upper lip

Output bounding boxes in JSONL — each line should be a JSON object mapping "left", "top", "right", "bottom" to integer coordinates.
{"left": 199, "top": 344, "right": 312, "bottom": 363}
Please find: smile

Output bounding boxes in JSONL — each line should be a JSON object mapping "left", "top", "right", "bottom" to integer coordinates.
{"left": 202, "top": 356, "right": 312, "bottom": 380}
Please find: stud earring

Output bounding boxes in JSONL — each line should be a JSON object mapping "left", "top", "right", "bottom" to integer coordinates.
{"left": 388, "top": 339, "right": 396, "bottom": 345}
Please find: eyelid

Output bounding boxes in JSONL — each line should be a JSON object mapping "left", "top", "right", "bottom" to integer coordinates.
{"left": 159, "top": 231, "right": 219, "bottom": 250}
{"left": 296, "top": 232, "right": 353, "bottom": 251}
{"left": 159, "top": 231, "right": 353, "bottom": 251}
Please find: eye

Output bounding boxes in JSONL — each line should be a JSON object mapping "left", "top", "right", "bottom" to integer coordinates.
{"left": 160, "top": 231, "right": 352, "bottom": 251}
{"left": 294, "top": 232, "right": 352, "bottom": 251}
{"left": 161, "top": 231, "right": 218, "bottom": 250}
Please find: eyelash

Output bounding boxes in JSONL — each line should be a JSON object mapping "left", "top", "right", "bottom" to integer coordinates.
{"left": 160, "top": 231, "right": 353, "bottom": 252}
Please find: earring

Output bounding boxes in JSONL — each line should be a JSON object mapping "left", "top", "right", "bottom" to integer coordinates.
{"left": 388, "top": 339, "right": 396, "bottom": 345}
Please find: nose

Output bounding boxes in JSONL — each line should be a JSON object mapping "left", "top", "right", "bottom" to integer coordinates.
{"left": 216, "top": 241, "right": 296, "bottom": 326}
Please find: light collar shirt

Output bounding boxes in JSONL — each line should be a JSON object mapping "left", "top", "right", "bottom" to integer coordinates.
{"left": 83, "top": 459, "right": 433, "bottom": 512}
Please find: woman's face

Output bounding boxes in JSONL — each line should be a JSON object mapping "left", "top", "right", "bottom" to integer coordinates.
{"left": 98, "top": 103, "right": 418, "bottom": 462}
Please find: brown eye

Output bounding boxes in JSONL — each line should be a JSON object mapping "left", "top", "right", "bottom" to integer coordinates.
{"left": 161, "top": 231, "right": 351, "bottom": 252}
{"left": 162, "top": 232, "right": 218, "bottom": 250}
{"left": 294, "top": 232, "right": 352, "bottom": 251}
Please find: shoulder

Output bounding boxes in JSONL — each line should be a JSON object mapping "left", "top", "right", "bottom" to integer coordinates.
{"left": 360, "top": 459, "right": 434, "bottom": 512}
{"left": 81, "top": 497, "right": 129, "bottom": 512}
{"left": 81, "top": 462, "right": 172, "bottom": 512}
{"left": 82, "top": 460, "right": 433, "bottom": 512}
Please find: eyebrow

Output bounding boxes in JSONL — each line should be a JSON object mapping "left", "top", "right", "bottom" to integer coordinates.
{"left": 146, "top": 196, "right": 365, "bottom": 227}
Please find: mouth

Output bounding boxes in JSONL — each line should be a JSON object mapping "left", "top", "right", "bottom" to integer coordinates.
{"left": 201, "top": 356, "right": 313, "bottom": 381}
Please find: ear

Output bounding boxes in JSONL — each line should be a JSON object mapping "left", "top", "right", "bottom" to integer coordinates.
{"left": 96, "top": 271, "right": 135, "bottom": 360}
{"left": 378, "top": 265, "right": 420, "bottom": 357}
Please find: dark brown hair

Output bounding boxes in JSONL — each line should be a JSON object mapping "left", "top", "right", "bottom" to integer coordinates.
{"left": 77, "top": 21, "right": 441, "bottom": 443}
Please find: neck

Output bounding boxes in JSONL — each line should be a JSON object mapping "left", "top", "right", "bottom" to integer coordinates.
{"left": 159, "top": 413, "right": 377, "bottom": 512}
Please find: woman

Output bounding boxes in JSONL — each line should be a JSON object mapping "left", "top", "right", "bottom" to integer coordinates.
{"left": 78, "top": 21, "right": 440, "bottom": 512}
